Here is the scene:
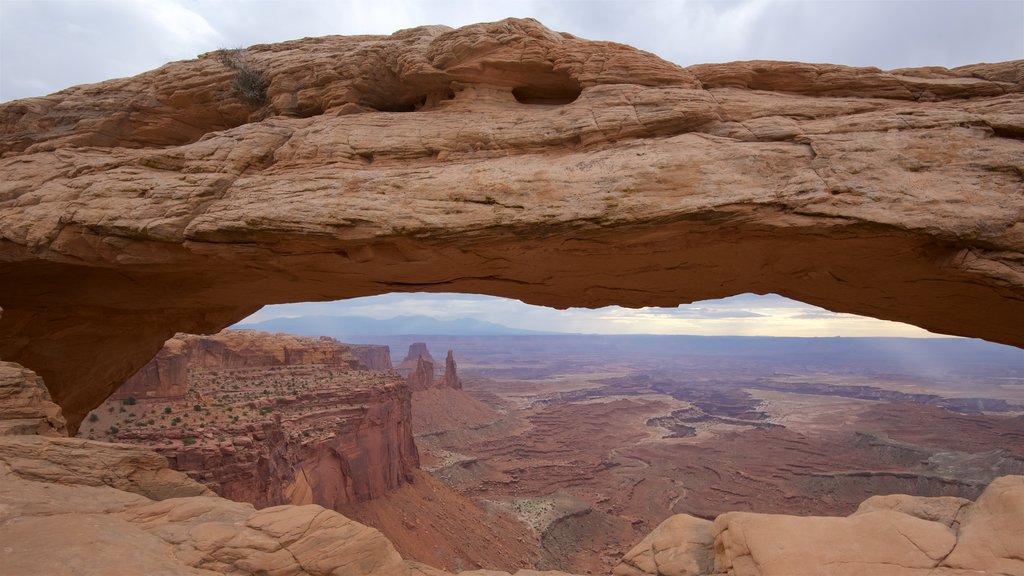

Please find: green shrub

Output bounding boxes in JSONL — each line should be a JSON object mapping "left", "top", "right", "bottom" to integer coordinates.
{"left": 88, "top": 413, "right": 99, "bottom": 423}
{"left": 182, "top": 438, "right": 196, "bottom": 446}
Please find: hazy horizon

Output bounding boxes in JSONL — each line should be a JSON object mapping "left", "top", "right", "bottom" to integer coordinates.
{"left": 236, "top": 292, "right": 955, "bottom": 338}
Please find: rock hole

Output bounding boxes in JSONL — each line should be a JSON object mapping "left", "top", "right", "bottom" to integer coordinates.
{"left": 367, "top": 88, "right": 456, "bottom": 113}
{"left": 512, "top": 77, "right": 582, "bottom": 105}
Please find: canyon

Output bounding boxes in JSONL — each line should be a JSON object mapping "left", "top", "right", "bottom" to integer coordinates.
{"left": 1, "top": 324, "right": 1021, "bottom": 575}
{"left": 0, "top": 16, "right": 1023, "bottom": 576}
{"left": 80, "top": 330, "right": 535, "bottom": 572}
{"left": 83, "top": 330, "right": 418, "bottom": 509}
{"left": 381, "top": 334, "right": 1024, "bottom": 573}
{"left": 72, "top": 328, "right": 1024, "bottom": 573}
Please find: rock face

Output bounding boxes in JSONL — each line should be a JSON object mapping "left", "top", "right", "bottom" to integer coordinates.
{"left": 612, "top": 476, "right": 1024, "bottom": 576}
{"left": 407, "top": 356, "right": 436, "bottom": 392}
{"left": 613, "top": 514, "right": 714, "bottom": 576}
{"left": 351, "top": 344, "right": 395, "bottom": 371}
{"left": 0, "top": 360, "right": 67, "bottom": 436}
{"left": 403, "top": 344, "right": 463, "bottom": 392}
{"left": 109, "top": 337, "right": 190, "bottom": 401}
{"left": 85, "top": 330, "right": 419, "bottom": 510}
{"left": 0, "top": 19, "right": 1021, "bottom": 431}
{"left": 399, "top": 343, "right": 439, "bottom": 372}
{"left": 0, "top": 355, "right": 420, "bottom": 576}
{"left": 442, "top": 350, "right": 462, "bottom": 390}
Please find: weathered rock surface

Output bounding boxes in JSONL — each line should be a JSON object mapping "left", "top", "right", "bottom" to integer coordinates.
{"left": 399, "top": 343, "right": 439, "bottom": 372}
{"left": 0, "top": 357, "right": 418, "bottom": 576}
{"left": 340, "top": 469, "right": 540, "bottom": 573}
{"left": 0, "top": 360, "right": 67, "bottom": 436}
{"left": 0, "top": 19, "right": 1021, "bottom": 431}
{"left": 442, "top": 350, "right": 462, "bottom": 390}
{"left": 351, "top": 344, "right": 395, "bottom": 371}
{"left": 613, "top": 514, "right": 714, "bottom": 576}
{"left": 84, "top": 330, "right": 419, "bottom": 509}
{"left": 0, "top": 439, "right": 416, "bottom": 576}
{"left": 403, "top": 343, "right": 463, "bottom": 392}
{"left": 112, "top": 330, "right": 366, "bottom": 400}
{"left": 613, "top": 476, "right": 1024, "bottom": 576}
{"left": 407, "top": 356, "right": 436, "bottom": 391}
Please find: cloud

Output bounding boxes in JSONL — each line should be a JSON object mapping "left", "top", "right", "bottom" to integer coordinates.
{"left": 239, "top": 292, "right": 945, "bottom": 338}
{"left": 4, "top": 0, "right": 1022, "bottom": 101}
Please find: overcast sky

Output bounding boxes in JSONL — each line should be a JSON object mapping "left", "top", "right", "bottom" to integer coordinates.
{"left": 3, "top": 0, "right": 1015, "bottom": 336}
{"left": 2, "top": 0, "right": 1022, "bottom": 102}
{"left": 240, "top": 293, "right": 949, "bottom": 338}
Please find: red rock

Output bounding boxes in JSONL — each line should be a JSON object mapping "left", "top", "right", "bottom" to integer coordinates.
{"left": 442, "top": 350, "right": 462, "bottom": 390}
{"left": 406, "top": 356, "right": 436, "bottom": 392}
{"left": 86, "top": 330, "right": 419, "bottom": 509}
{"left": 351, "top": 344, "right": 395, "bottom": 371}
{"left": 0, "top": 20, "right": 1021, "bottom": 433}
{"left": 399, "top": 343, "right": 439, "bottom": 371}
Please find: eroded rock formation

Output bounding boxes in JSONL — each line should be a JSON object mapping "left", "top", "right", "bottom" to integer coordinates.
{"left": 0, "top": 354, "right": 418, "bottom": 576}
{"left": 0, "top": 19, "right": 1021, "bottom": 432}
{"left": 0, "top": 314, "right": 1021, "bottom": 575}
{"left": 399, "top": 343, "right": 439, "bottom": 372}
{"left": 403, "top": 344, "right": 464, "bottom": 392}
{"left": 352, "top": 344, "right": 395, "bottom": 371}
{"left": 443, "top": 350, "right": 462, "bottom": 390}
{"left": 86, "top": 330, "right": 419, "bottom": 509}
{"left": 613, "top": 477, "right": 1024, "bottom": 576}
{"left": 407, "top": 356, "right": 437, "bottom": 391}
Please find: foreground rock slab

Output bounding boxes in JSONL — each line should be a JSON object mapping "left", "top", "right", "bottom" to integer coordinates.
{"left": 0, "top": 19, "right": 1021, "bottom": 432}
{"left": 614, "top": 476, "right": 1024, "bottom": 576}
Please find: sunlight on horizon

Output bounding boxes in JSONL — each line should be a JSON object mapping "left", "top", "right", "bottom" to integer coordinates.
{"left": 237, "top": 292, "right": 950, "bottom": 338}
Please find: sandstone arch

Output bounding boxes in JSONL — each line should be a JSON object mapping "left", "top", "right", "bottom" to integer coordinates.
{"left": 1, "top": 19, "right": 1022, "bottom": 432}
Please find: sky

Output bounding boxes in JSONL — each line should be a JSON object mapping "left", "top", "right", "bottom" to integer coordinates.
{"left": 2, "top": 0, "right": 1022, "bottom": 102}
{"left": 239, "top": 293, "right": 949, "bottom": 338}
{"left": 3, "top": 0, "right": 1017, "bottom": 336}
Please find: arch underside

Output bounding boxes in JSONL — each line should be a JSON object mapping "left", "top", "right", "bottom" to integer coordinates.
{"left": 2, "top": 210, "right": 1022, "bottom": 432}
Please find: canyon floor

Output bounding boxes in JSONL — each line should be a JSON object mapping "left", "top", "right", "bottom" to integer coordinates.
{"left": 79, "top": 333, "right": 1024, "bottom": 574}
{"left": 372, "top": 335, "right": 1024, "bottom": 574}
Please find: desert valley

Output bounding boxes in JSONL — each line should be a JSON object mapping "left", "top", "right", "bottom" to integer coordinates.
{"left": 79, "top": 327, "right": 1024, "bottom": 574}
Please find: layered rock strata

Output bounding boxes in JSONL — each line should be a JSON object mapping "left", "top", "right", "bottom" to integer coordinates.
{"left": 351, "top": 344, "right": 395, "bottom": 371}
{"left": 0, "top": 19, "right": 1021, "bottom": 431}
{"left": 0, "top": 354, "right": 419, "bottom": 576}
{"left": 399, "top": 343, "right": 439, "bottom": 372}
{"left": 404, "top": 343, "right": 464, "bottom": 392}
{"left": 1, "top": 341, "right": 1021, "bottom": 575}
{"left": 443, "top": 350, "right": 462, "bottom": 390}
{"left": 84, "top": 330, "right": 419, "bottom": 509}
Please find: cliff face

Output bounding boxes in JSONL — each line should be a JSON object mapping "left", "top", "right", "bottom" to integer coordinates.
{"left": 403, "top": 344, "right": 463, "bottom": 392}
{"left": 442, "top": 350, "right": 462, "bottom": 390}
{"left": 399, "top": 343, "right": 438, "bottom": 371}
{"left": 110, "top": 338, "right": 189, "bottom": 401}
{"left": 84, "top": 330, "right": 419, "bottom": 509}
{"left": 407, "top": 356, "right": 436, "bottom": 392}
{"left": 350, "top": 344, "right": 394, "bottom": 371}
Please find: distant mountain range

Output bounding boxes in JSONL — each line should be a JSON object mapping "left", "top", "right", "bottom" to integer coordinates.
{"left": 234, "top": 314, "right": 555, "bottom": 337}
